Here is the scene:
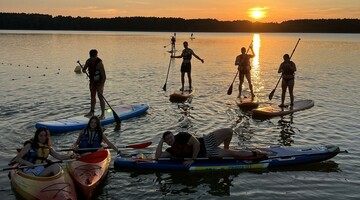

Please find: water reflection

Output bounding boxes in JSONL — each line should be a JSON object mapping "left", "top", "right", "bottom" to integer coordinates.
{"left": 277, "top": 114, "right": 301, "bottom": 146}
{"left": 116, "top": 161, "right": 340, "bottom": 197}
{"left": 177, "top": 97, "right": 194, "bottom": 129}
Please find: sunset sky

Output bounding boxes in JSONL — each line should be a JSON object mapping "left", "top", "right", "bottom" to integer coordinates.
{"left": 1, "top": 0, "right": 359, "bottom": 22}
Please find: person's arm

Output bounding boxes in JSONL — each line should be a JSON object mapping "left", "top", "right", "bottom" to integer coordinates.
{"left": 72, "top": 131, "right": 84, "bottom": 150}
{"left": 50, "top": 147, "right": 74, "bottom": 160}
{"left": 291, "top": 62, "right": 297, "bottom": 72}
{"left": 182, "top": 135, "right": 200, "bottom": 167}
{"left": 192, "top": 52, "right": 204, "bottom": 63}
{"left": 155, "top": 138, "right": 171, "bottom": 159}
{"left": 102, "top": 134, "right": 120, "bottom": 154}
{"left": 98, "top": 61, "right": 106, "bottom": 84}
{"left": 14, "top": 144, "right": 34, "bottom": 168}
{"left": 278, "top": 63, "right": 283, "bottom": 73}
{"left": 82, "top": 59, "right": 90, "bottom": 73}
{"left": 249, "top": 46, "right": 255, "bottom": 58}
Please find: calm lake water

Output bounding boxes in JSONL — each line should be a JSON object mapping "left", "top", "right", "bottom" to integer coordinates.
{"left": 0, "top": 30, "right": 359, "bottom": 200}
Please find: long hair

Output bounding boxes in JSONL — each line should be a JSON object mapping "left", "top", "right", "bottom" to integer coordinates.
{"left": 85, "top": 116, "right": 104, "bottom": 137}
{"left": 33, "top": 126, "right": 51, "bottom": 147}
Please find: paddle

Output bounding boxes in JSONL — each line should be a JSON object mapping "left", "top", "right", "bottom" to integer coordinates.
{"left": 162, "top": 38, "right": 175, "bottom": 91}
{"left": 1, "top": 152, "right": 106, "bottom": 171}
{"left": 77, "top": 61, "right": 121, "bottom": 125}
{"left": 268, "top": 38, "right": 301, "bottom": 100}
{"left": 227, "top": 40, "right": 254, "bottom": 95}
{"left": 59, "top": 141, "right": 152, "bottom": 151}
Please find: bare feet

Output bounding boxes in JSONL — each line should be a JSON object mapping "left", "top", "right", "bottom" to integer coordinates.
{"left": 84, "top": 111, "right": 94, "bottom": 118}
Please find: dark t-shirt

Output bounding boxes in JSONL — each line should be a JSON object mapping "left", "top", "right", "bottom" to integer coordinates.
{"left": 166, "top": 132, "right": 206, "bottom": 158}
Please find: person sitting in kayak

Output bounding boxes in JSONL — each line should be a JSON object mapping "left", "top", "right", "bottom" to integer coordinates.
{"left": 72, "top": 116, "right": 121, "bottom": 155}
{"left": 13, "top": 127, "right": 76, "bottom": 177}
{"left": 155, "top": 128, "right": 267, "bottom": 167}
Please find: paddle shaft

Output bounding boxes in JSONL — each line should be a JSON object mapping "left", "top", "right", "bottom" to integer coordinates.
{"left": 2, "top": 159, "right": 76, "bottom": 171}
{"left": 59, "top": 141, "right": 152, "bottom": 151}
{"left": 269, "top": 38, "right": 301, "bottom": 100}
{"left": 162, "top": 39, "right": 176, "bottom": 91}
{"left": 77, "top": 61, "right": 121, "bottom": 124}
{"left": 227, "top": 40, "right": 253, "bottom": 95}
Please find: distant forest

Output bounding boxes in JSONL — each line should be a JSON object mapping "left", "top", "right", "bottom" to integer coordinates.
{"left": 1, "top": 13, "right": 359, "bottom": 33}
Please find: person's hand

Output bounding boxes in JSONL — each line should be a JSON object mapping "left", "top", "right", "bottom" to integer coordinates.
{"left": 201, "top": 59, "right": 204, "bottom": 63}
{"left": 183, "top": 159, "right": 194, "bottom": 167}
{"left": 82, "top": 68, "right": 86, "bottom": 73}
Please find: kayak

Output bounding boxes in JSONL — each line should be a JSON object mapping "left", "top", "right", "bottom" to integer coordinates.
{"left": 10, "top": 164, "right": 77, "bottom": 200}
{"left": 235, "top": 94, "right": 259, "bottom": 111}
{"left": 114, "top": 145, "right": 340, "bottom": 171}
{"left": 252, "top": 100, "right": 314, "bottom": 119}
{"left": 169, "top": 87, "right": 195, "bottom": 103}
{"left": 35, "top": 103, "right": 149, "bottom": 132}
{"left": 67, "top": 150, "right": 111, "bottom": 199}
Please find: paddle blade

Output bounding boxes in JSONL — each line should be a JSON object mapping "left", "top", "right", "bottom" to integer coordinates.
{"left": 227, "top": 84, "right": 233, "bottom": 95}
{"left": 268, "top": 89, "right": 275, "bottom": 100}
{"left": 78, "top": 150, "right": 108, "bottom": 163}
{"left": 112, "top": 110, "right": 122, "bottom": 125}
{"left": 162, "top": 83, "right": 167, "bottom": 91}
{"left": 125, "top": 142, "right": 152, "bottom": 149}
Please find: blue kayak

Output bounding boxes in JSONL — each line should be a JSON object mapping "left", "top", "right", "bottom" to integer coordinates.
{"left": 35, "top": 103, "right": 149, "bottom": 132}
{"left": 114, "top": 145, "right": 340, "bottom": 171}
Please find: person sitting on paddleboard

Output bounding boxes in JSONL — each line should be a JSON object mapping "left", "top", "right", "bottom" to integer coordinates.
{"left": 155, "top": 128, "right": 267, "bottom": 167}
{"left": 72, "top": 116, "right": 121, "bottom": 155}
{"left": 235, "top": 45, "right": 255, "bottom": 99}
{"left": 171, "top": 41, "right": 204, "bottom": 92}
{"left": 82, "top": 49, "right": 107, "bottom": 119}
{"left": 278, "top": 54, "right": 297, "bottom": 107}
{"left": 13, "top": 127, "right": 76, "bottom": 177}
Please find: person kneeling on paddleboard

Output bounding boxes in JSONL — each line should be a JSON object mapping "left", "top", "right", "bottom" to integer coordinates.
{"left": 155, "top": 128, "right": 267, "bottom": 167}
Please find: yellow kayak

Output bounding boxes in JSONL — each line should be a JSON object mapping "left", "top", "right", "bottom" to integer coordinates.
{"left": 67, "top": 149, "right": 111, "bottom": 199}
{"left": 10, "top": 164, "right": 77, "bottom": 200}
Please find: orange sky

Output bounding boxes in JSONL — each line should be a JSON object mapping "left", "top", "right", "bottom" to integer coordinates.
{"left": 0, "top": 0, "right": 359, "bottom": 23}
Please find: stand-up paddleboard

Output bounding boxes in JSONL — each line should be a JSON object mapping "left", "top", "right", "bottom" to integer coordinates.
{"left": 252, "top": 100, "right": 314, "bottom": 119}
{"left": 114, "top": 145, "right": 341, "bottom": 171}
{"left": 235, "top": 94, "right": 259, "bottom": 111}
{"left": 169, "top": 86, "right": 195, "bottom": 103}
{"left": 35, "top": 103, "right": 149, "bottom": 132}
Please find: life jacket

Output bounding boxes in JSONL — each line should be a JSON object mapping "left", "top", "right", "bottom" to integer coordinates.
{"left": 282, "top": 61, "right": 296, "bottom": 75}
{"left": 23, "top": 139, "right": 50, "bottom": 164}
{"left": 238, "top": 54, "right": 251, "bottom": 67}
{"left": 182, "top": 48, "right": 193, "bottom": 60}
{"left": 78, "top": 129, "right": 102, "bottom": 149}
{"left": 88, "top": 58, "right": 102, "bottom": 82}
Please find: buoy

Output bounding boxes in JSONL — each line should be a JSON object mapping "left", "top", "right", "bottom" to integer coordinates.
{"left": 74, "top": 65, "right": 82, "bottom": 73}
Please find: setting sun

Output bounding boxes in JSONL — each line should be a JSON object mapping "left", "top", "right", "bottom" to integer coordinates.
{"left": 248, "top": 7, "right": 267, "bottom": 20}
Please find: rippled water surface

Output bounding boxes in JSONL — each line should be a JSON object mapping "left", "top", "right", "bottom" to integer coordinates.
{"left": 0, "top": 31, "right": 359, "bottom": 199}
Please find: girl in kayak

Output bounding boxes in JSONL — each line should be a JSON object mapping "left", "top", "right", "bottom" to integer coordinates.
{"left": 14, "top": 127, "right": 76, "bottom": 177}
{"left": 72, "top": 116, "right": 121, "bottom": 155}
{"left": 155, "top": 128, "right": 267, "bottom": 167}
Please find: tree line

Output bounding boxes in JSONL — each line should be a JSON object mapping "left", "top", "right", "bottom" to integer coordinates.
{"left": 0, "top": 13, "right": 359, "bottom": 33}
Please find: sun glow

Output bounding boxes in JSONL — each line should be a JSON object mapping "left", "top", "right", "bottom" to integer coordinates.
{"left": 248, "top": 7, "right": 267, "bottom": 20}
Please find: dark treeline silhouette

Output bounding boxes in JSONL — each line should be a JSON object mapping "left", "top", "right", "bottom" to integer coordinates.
{"left": 0, "top": 13, "right": 359, "bottom": 33}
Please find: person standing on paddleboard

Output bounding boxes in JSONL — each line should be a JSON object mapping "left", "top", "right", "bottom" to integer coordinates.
{"left": 278, "top": 54, "right": 297, "bottom": 107}
{"left": 235, "top": 45, "right": 255, "bottom": 99}
{"left": 171, "top": 41, "right": 204, "bottom": 92}
{"left": 82, "top": 49, "right": 106, "bottom": 119}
